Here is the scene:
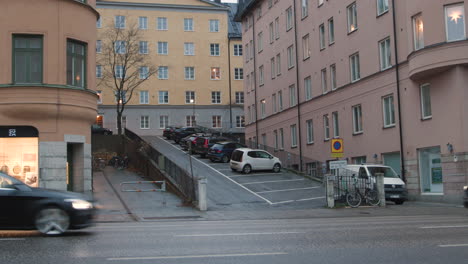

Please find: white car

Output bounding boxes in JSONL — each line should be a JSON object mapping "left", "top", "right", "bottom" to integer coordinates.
{"left": 230, "top": 148, "right": 282, "bottom": 174}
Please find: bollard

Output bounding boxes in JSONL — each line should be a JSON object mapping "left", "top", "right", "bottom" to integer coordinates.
{"left": 326, "top": 175, "right": 335, "bottom": 208}
{"left": 375, "top": 173, "right": 386, "bottom": 207}
{"left": 198, "top": 177, "right": 208, "bottom": 211}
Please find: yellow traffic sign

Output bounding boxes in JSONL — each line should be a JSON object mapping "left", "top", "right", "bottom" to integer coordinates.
{"left": 331, "top": 138, "right": 343, "bottom": 153}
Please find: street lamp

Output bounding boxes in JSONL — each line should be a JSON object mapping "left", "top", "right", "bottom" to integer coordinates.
{"left": 188, "top": 98, "right": 196, "bottom": 201}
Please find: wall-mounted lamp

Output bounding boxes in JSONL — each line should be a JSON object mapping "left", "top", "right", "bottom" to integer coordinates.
{"left": 447, "top": 143, "right": 454, "bottom": 154}
{"left": 373, "top": 154, "right": 378, "bottom": 159}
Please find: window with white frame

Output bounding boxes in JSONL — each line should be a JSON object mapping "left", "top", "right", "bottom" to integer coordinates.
{"left": 212, "top": 116, "right": 222, "bottom": 128}
{"left": 413, "top": 14, "right": 424, "bottom": 50}
{"left": 330, "top": 64, "right": 337, "bottom": 90}
{"left": 261, "top": 134, "right": 267, "bottom": 150}
{"left": 185, "top": 67, "right": 195, "bottom": 80}
{"left": 291, "top": 124, "right": 297, "bottom": 147}
{"left": 269, "top": 22, "right": 274, "bottom": 43}
{"left": 258, "top": 32, "right": 264, "bottom": 53}
{"left": 318, "top": 0, "right": 324, "bottom": 6}
{"left": 271, "top": 57, "right": 276, "bottom": 79}
{"left": 303, "top": 34, "right": 310, "bottom": 59}
{"left": 158, "top": 66, "right": 168, "bottom": 79}
{"left": 97, "top": 90, "right": 102, "bottom": 104}
{"left": 160, "top": 115, "right": 169, "bottom": 129}
{"left": 247, "top": 106, "right": 251, "bottom": 124}
{"left": 302, "top": 0, "right": 309, "bottom": 18}
{"left": 276, "top": 53, "right": 281, "bottom": 75}
{"left": 115, "top": 15, "right": 125, "bottom": 29}
{"left": 211, "top": 67, "right": 220, "bottom": 80}
{"left": 184, "top": 18, "right": 194, "bottom": 31}
{"left": 420, "top": 83, "right": 432, "bottom": 119}
{"left": 236, "top": 116, "right": 245, "bottom": 128}
{"left": 273, "top": 130, "right": 278, "bottom": 150}
{"left": 321, "top": 68, "right": 327, "bottom": 94}
{"left": 278, "top": 91, "right": 283, "bottom": 111}
{"left": 140, "top": 90, "right": 149, "bottom": 104}
{"left": 382, "top": 95, "right": 395, "bottom": 127}
{"left": 287, "top": 45, "right": 295, "bottom": 68}
{"left": 159, "top": 91, "right": 169, "bottom": 104}
{"left": 352, "top": 104, "right": 363, "bottom": 133}
{"left": 304, "top": 76, "right": 312, "bottom": 100}
{"left": 445, "top": 3, "right": 465, "bottom": 42}
{"left": 245, "top": 43, "right": 249, "bottom": 62}
{"left": 260, "top": 99, "right": 266, "bottom": 118}
{"left": 268, "top": 0, "right": 273, "bottom": 8}
{"left": 114, "top": 90, "right": 127, "bottom": 103}
{"left": 184, "top": 42, "right": 195, "bottom": 55}
{"left": 234, "top": 68, "right": 243, "bottom": 80}
{"left": 350, "top": 53, "right": 360, "bottom": 82}
{"left": 347, "top": 2, "right": 358, "bottom": 33}
{"left": 259, "top": 65, "right": 264, "bottom": 85}
{"left": 272, "top": 93, "right": 277, "bottom": 113}
{"left": 323, "top": 114, "right": 330, "bottom": 140}
{"left": 250, "top": 40, "right": 254, "bottom": 59}
{"left": 96, "top": 65, "right": 102, "bottom": 78}
{"left": 306, "top": 162, "right": 318, "bottom": 177}
{"left": 289, "top": 84, "right": 296, "bottom": 107}
{"left": 157, "top": 17, "right": 168, "bottom": 30}
{"left": 115, "top": 65, "right": 124, "bottom": 78}
{"left": 286, "top": 7, "right": 293, "bottom": 30}
{"left": 210, "top": 43, "right": 220, "bottom": 56}
{"left": 211, "top": 91, "right": 221, "bottom": 104}
{"left": 332, "top": 111, "right": 340, "bottom": 138}
{"left": 236, "top": 92, "right": 244, "bottom": 104}
{"left": 377, "top": 0, "right": 388, "bottom": 16}
{"left": 139, "top": 16, "right": 148, "bottom": 30}
{"left": 234, "top": 44, "right": 243, "bottom": 56}
{"left": 139, "top": 66, "right": 149, "bottom": 79}
{"left": 185, "top": 91, "right": 195, "bottom": 104}
{"left": 210, "top": 19, "right": 219, "bottom": 32}
{"left": 319, "top": 24, "right": 326, "bottom": 50}
{"left": 186, "top": 115, "right": 196, "bottom": 127}
{"left": 379, "top": 37, "right": 391, "bottom": 70}
{"left": 328, "top": 17, "right": 335, "bottom": 44}
{"left": 157, "top": 41, "right": 168, "bottom": 55}
{"left": 279, "top": 128, "right": 284, "bottom": 149}
{"left": 96, "top": 40, "right": 102, "bottom": 53}
{"left": 139, "top": 41, "right": 148, "bottom": 54}
{"left": 275, "top": 17, "right": 280, "bottom": 39}
{"left": 140, "top": 116, "right": 149, "bottom": 129}
{"left": 256, "top": 6, "right": 262, "bottom": 20}
{"left": 96, "top": 17, "right": 102, "bottom": 28}
{"left": 306, "top": 119, "right": 314, "bottom": 143}
{"left": 115, "top": 40, "right": 126, "bottom": 54}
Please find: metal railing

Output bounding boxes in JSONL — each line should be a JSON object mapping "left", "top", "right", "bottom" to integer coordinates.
{"left": 331, "top": 175, "right": 377, "bottom": 203}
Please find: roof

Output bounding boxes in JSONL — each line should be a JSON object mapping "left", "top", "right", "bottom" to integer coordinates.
{"left": 234, "top": 0, "right": 257, "bottom": 22}
{"left": 223, "top": 3, "right": 242, "bottom": 38}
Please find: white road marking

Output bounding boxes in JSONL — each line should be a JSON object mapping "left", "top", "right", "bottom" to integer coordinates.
{"left": 0, "top": 238, "right": 25, "bottom": 241}
{"left": 229, "top": 173, "right": 283, "bottom": 177}
{"left": 420, "top": 225, "right": 468, "bottom": 229}
{"left": 256, "top": 187, "right": 321, "bottom": 194}
{"left": 438, "top": 244, "right": 468, "bottom": 248}
{"left": 107, "top": 252, "right": 289, "bottom": 261}
{"left": 270, "top": 197, "right": 326, "bottom": 205}
{"left": 174, "top": 231, "right": 301, "bottom": 237}
{"left": 242, "top": 179, "right": 305, "bottom": 185}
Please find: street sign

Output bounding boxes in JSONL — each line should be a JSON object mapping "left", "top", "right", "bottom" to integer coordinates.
{"left": 329, "top": 160, "right": 347, "bottom": 170}
{"left": 331, "top": 153, "right": 344, "bottom": 158}
{"left": 331, "top": 138, "right": 343, "bottom": 153}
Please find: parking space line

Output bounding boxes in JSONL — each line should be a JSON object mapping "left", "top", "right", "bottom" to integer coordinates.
{"left": 229, "top": 173, "right": 285, "bottom": 178}
{"left": 242, "top": 179, "right": 305, "bottom": 185}
{"left": 270, "top": 197, "right": 325, "bottom": 205}
{"left": 0, "top": 238, "right": 26, "bottom": 241}
{"left": 438, "top": 244, "right": 468, "bottom": 248}
{"left": 256, "top": 187, "right": 321, "bottom": 194}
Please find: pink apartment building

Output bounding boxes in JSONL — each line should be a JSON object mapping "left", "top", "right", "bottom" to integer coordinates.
{"left": 236, "top": 0, "right": 468, "bottom": 203}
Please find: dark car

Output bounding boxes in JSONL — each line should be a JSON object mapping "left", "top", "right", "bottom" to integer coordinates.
{"left": 193, "top": 136, "right": 230, "bottom": 158}
{"left": 179, "top": 134, "right": 205, "bottom": 153}
{"left": 91, "top": 124, "right": 112, "bottom": 135}
{"left": 173, "top": 127, "right": 204, "bottom": 144}
{"left": 464, "top": 185, "right": 468, "bottom": 208}
{"left": 162, "top": 126, "right": 180, "bottom": 140}
{"left": 207, "top": 141, "right": 247, "bottom": 163}
{"left": 0, "top": 172, "right": 95, "bottom": 235}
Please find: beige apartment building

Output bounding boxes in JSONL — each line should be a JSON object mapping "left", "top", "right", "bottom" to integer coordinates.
{"left": 0, "top": 0, "right": 99, "bottom": 192}
{"left": 96, "top": 0, "right": 245, "bottom": 136}
{"left": 236, "top": 0, "right": 468, "bottom": 203}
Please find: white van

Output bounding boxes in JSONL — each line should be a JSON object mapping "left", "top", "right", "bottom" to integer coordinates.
{"left": 339, "top": 164, "right": 408, "bottom": 205}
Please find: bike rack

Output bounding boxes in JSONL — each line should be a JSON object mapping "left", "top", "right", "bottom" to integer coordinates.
{"left": 120, "top": 181, "right": 166, "bottom": 192}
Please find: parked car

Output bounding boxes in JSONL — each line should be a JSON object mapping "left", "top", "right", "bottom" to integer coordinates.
{"left": 193, "top": 136, "right": 230, "bottom": 158}
{"left": 230, "top": 148, "right": 282, "bottom": 174}
{"left": 464, "top": 185, "right": 468, "bottom": 208}
{"left": 162, "top": 126, "right": 180, "bottom": 140}
{"left": 179, "top": 134, "right": 205, "bottom": 153}
{"left": 91, "top": 124, "right": 112, "bottom": 135}
{"left": 207, "top": 141, "right": 247, "bottom": 163}
{"left": 0, "top": 172, "right": 95, "bottom": 235}
{"left": 172, "top": 127, "right": 204, "bottom": 144}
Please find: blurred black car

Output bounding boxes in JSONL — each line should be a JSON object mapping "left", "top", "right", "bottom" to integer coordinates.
{"left": 194, "top": 136, "right": 230, "bottom": 158}
{"left": 162, "top": 126, "right": 180, "bottom": 140}
{"left": 91, "top": 124, "right": 112, "bottom": 135}
{"left": 464, "top": 185, "right": 468, "bottom": 208}
{"left": 173, "top": 127, "right": 204, "bottom": 144}
{"left": 179, "top": 134, "right": 204, "bottom": 153}
{"left": 207, "top": 141, "right": 247, "bottom": 163}
{"left": 0, "top": 172, "right": 95, "bottom": 235}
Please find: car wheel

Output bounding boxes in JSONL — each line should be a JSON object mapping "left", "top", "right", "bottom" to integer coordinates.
{"left": 231, "top": 168, "right": 236, "bottom": 172}
{"left": 35, "top": 207, "right": 70, "bottom": 236}
{"left": 242, "top": 164, "right": 252, "bottom": 174}
{"left": 221, "top": 155, "right": 229, "bottom": 163}
{"left": 200, "top": 153, "right": 206, "bottom": 158}
{"left": 395, "top": 200, "right": 405, "bottom": 205}
{"left": 210, "top": 158, "right": 216, "bottom": 162}
{"left": 272, "top": 163, "right": 281, "bottom": 173}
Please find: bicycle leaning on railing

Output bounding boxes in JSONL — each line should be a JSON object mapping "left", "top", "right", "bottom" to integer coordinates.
{"left": 345, "top": 175, "right": 380, "bottom": 208}
{"left": 109, "top": 156, "right": 129, "bottom": 170}
{"left": 92, "top": 157, "right": 106, "bottom": 171}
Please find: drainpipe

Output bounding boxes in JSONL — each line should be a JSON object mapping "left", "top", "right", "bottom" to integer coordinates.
{"left": 228, "top": 37, "right": 233, "bottom": 130}
{"left": 251, "top": 11, "right": 259, "bottom": 147}
{"left": 392, "top": 0, "right": 406, "bottom": 181}
{"left": 292, "top": 0, "right": 304, "bottom": 171}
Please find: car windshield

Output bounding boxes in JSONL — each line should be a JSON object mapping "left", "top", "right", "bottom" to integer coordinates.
{"left": 367, "top": 167, "right": 399, "bottom": 178}
{"left": 0, "top": 172, "right": 24, "bottom": 187}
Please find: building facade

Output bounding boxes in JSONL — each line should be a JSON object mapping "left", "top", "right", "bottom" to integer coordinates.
{"left": 236, "top": 0, "right": 468, "bottom": 203}
{"left": 0, "top": 0, "right": 99, "bottom": 192}
{"left": 96, "top": 0, "right": 245, "bottom": 136}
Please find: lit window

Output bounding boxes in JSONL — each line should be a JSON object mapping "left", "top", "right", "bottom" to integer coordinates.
{"left": 413, "top": 14, "right": 424, "bottom": 50}
{"left": 185, "top": 91, "right": 195, "bottom": 103}
{"left": 211, "top": 67, "right": 221, "bottom": 80}
{"left": 445, "top": 4, "right": 465, "bottom": 42}
{"left": 302, "top": 34, "right": 310, "bottom": 59}
{"left": 347, "top": 2, "right": 358, "bottom": 33}
{"left": 67, "top": 40, "right": 86, "bottom": 88}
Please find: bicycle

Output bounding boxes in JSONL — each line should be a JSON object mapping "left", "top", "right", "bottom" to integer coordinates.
{"left": 345, "top": 175, "right": 380, "bottom": 207}
{"left": 111, "top": 156, "right": 129, "bottom": 170}
{"left": 92, "top": 157, "right": 106, "bottom": 171}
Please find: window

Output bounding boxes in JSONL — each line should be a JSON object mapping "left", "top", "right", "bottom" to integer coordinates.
{"left": 274, "top": 130, "right": 278, "bottom": 150}
{"left": 382, "top": 95, "right": 395, "bottom": 127}
{"left": 278, "top": 91, "right": 283, "bottom": 111}
{"left": 287, "top": 45, "right": 295, "bottom": 68}
{"left": 247, "top": 106, "right": 251, "bottom": 124}
{"left": 350, "top": 53, "right": 360, "bottom": 82}
{"left": 115, "top": 65, "right": 124, "bottom": 78}
{"left": 186, "top": 115, "right": 196, "bottom": 127}
{"left": 139, "top": 41, "right": 148, "bottom": 54}
{"left": 234, "top": 44, "right": 243, "bottom": 56}
{"left": 115, "top": 15, "right": 125, "bottom": 29}
{"left": 160, "top": 115, "right": 169, "bottom": 129}
{"left": 279, "top": 128, "right": 284, "bottom": 149}
{"left": 257, "top": 32, "right": 263, "bottom": 52}
{"left": 139, "top": 16, "right": 148, "bottom": 30}
{"left": 256, "top": 7, "right": 262, "bottom": 20}
{"left": 67, "top": 40, "right": 86, "bottom": 88}
{"left": 323, "top": 115, "right": 330, "bottom": 140}
{"left": 250, "top": 40, "right": 254, "bottom": 59}
{"left": 236, "top": 116, "right": 245, "bottom": 128}
{"left": 269, "top": 23, "right": 274, "bottom": 43}
{"left": 139, "top": 66, "right": 149, "bottom": 79}
{"left": 211, "top": 67, "right": 220, "bottom": 80}
{"left": 321, "top": 68, "right": 327, "bottom": 94}
{"left": 353, "top": 156, "right": 367, "bottom": 164}
{"left": 260, "top": 99, "right": 266, "bottom": 118}
{"left": 352, "top": 104, "right": 363, "bottom": 134}
{"left": 306, "top": 162, "right": 318, "bottom": 177}
{"left": 275, "top": 17, "right": 280, "bottom": 39}
{"left": 261, "top": 134, "right": 267, "bottom": 150}
{"left": 234, "top": 68, "right": 243, "bottom": 80}
{"left": 445, "top": 4, "right": 465, "bottom": 42}
{"left": 413, "top": 14, "right": 424, "bottom": 50}
{"left": 185, "top": 91, "right": 195, "bottom": 104}
{"left": 158, "top": 66, "right": 168, "bottom": 79}
{"left": 211, "top": 91, "right": 221, "bottom": 104}
{"left": 302, "top": 0, "right": 309, "bottom": 18}
{"left": 330, "top": 64, "right": 337, "bottom": 90}
{"left": 96, "top": 40, "right": 102, "bottom": 53}
{"left": 286, "top": 7, "right": 293, "bottom": 31}
{"left": 96, "top": 17, "right": 102, "bottom": 28}
{"left": 276, "top": 53, "right": 281, "bottom": 75}
{"left": 245, "top": 43, "right": 249, "bottom": 62}
{"left": 271, "top": 57, "right": 276, "bottom": 79}
{"left": 210, "top": 19, "right": 219, "bottom": 32}
{"left": 268, "top": 0, "right": 273, "bottom": 8}
{"left": 302, "top": 34, "right": 310, "bottom": 59}
{"left": 140, "top": 116, "right": 149, "bottom": 129}
{"left": 236, "top": 92, "right": 244, "bottom": 104}
{"left": 114, "top": 90, "right": 127, "bottom": 103}
{"left": 306, "top": 119, "right": 314, "bottom": 143}
{"left": 318, "top": 0, "right": 324, "bottom": 6}
{"left": 158, "top": 91, "right": 169, "bottom": 104}
{"left": 420, "top": 83, "right": 432, "bottom": 119}
{"left": 157, "top": 41, "right": 168, "bottom": 55}
{"left": 332, "top": 111, "right": 340, "bottom": 138}
{"left": 184, "top": 42, "right": 195, "bottom": 55}
{"left": 184, "top": 18, "right": 194, "bottom": 31}
{"left": 289, "top": 84, "right": 296, "bottom": 107}
{"left": 157, "top": 17, "right": 168, "bottom": 30}
{"left": 185, "top": 67, "right": 195, "bottom": 80}
{"left": 377, "top": 0, "right": 388, "bottom": 15}
{"left": 290, "top": 125, "right": 297, "bottom": 147}
{"left": 96, "top": 65, "right": 102, "bottom": 78}
{"left": 347, "top": 2, "right": 358, "bottom": 33}
{"left": 212, "top": 116, "right": 222, "bottom": 128}
{"left": 140, "top": 90, "right": 149, "bottom": 104}
{"left": 259, "top": 65, "right": 264, "bottom": 85}
{"left": 114, "top": 40, "right": 126, "bottom": 54}
{"left": 272, "top": 93, "right": 277, "bottom": 113}
{"left": 328, "top": 18, "right": 335, "bottom": 44}
{"left": 379, "top": 37, "right": 391, "bottom": 70}
{"left": 210, "top": 43, "right": 220, "bottom": 56}
{"left": 319, "top": 24, "right": 326, "bottom": 50}
{"left": 304, "top": 76, "right": 312, "bottom": 100}
{"left": 97, "top": 90, "right": 102, "bottom": 104}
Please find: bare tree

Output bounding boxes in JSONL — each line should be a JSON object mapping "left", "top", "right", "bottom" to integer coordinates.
{"left": 98, "top": 22, "right": 157, "bottom": 135}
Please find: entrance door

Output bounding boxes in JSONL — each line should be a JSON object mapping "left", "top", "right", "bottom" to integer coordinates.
{"left": 67, "top": 144, "right": 73, "bottom": 191}
{"left": 429, "top": 154, "right": 443, "bottom": 193}
{"left": 383, "top": 152, "right": 401, "bottom": 177}
{"left": 419, "top": 147, "right": 443, "bottom": 193}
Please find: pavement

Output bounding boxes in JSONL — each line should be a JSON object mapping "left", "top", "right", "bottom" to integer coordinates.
{"left": 92, "top": 166, "right": 468, "bottom": 223}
